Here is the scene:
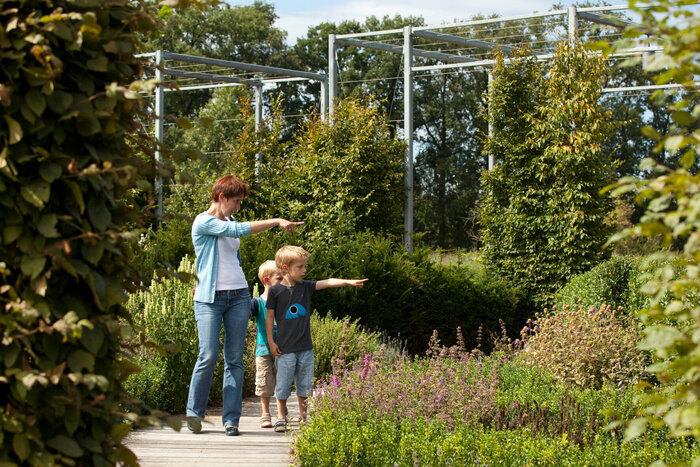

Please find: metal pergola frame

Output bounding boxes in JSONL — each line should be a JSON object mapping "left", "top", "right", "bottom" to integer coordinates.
{"left": 139, "top": 51, "right": 329, "bottom": 219}
{"left": 328, "top": 4, "right": 665, "bottom": 252}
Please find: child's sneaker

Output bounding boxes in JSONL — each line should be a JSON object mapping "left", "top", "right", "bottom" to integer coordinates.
{"left": 260, "top": 414, "right": 273, "bottom": 428}
{"left": 273, "top": 417, "right": 287, "bottom": 433}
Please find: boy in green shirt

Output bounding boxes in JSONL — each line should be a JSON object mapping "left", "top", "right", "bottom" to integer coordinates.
{"left": 250, "top": 260, "right": 283, "bottom": 428}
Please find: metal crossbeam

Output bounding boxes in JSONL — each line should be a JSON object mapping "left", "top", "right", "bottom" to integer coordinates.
{"left": 161, "top": 51, "right": 327, "bottom": 81}
{"left": 577, "top": 11, "right": 629, "bottom": 29}
{"left": 163, "top": 68, "right": 261, "bottom": 86}
{"left": 413, "top": 30, "right": 514, "bottom": 53}
{"left": 337, "top": 37, "right": 477, "bottom": 63}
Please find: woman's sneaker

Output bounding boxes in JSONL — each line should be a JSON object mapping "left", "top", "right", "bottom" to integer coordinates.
{"left": 186, "top": 417, "right": 202, "bottom": 434}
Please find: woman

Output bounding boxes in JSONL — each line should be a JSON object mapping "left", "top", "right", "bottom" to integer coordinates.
{"left": 186, "top": 174, "right": 302, "bottom": 436}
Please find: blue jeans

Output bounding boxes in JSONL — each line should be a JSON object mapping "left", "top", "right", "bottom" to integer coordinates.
{"left": 186, "top": 288, "right": 250, "bottom": 427}
{"left": 275, "top": 349, "right": 315, "bottom": 400}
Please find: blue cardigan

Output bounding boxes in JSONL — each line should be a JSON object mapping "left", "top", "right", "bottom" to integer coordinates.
{"left": 192, "top": 212, "right": 252, "bottom": 303}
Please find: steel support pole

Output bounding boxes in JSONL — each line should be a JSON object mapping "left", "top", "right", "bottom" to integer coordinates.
{"left": 154, "top": 50, "right": 164, "bottom": 222}
{"left": 254, "top": 84, "right": 263, "bottom": 180}
{"left": 487, "top": 71, "right": 495, "bottom": 171}
{"left": 328, "top": 34, "right": 337, "bottom": 117}
{"left": 403, "top": 26, "right": 414, "bottom": 253}
{"left": 568, "top": 6, "right": 578, "bottom": 41}
{"left": 320, "top": 79, "right": 328, "bottom": 120}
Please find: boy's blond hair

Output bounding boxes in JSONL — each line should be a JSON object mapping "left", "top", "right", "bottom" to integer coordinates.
{"left": 257, "top": 260, "right": 280, "bottom": 284}
{"left": 275, "top": 245, "right": 310, "bottom": 270}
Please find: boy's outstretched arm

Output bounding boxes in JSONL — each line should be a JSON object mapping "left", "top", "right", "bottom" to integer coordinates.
{"left": 315, "top": 278, "right": 368, "bottom": 291}
{"left": 266, "top": 308, "right": 281, "bottom": 356}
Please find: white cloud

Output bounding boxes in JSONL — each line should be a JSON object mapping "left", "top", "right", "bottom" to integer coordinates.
{"left": 274, "top": 0, "right": 572, "bottom": 43}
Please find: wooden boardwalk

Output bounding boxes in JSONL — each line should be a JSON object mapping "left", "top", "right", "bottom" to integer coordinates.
{"left": 125, "top": 396, "right": 299, "bottom": 466}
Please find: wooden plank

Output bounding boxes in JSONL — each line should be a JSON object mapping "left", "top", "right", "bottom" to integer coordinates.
{"left": 125, "top": 396, "right": 299, "bottom": 466}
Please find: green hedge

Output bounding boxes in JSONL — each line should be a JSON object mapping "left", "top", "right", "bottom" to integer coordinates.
{"left": 553, "top": 255, "right": 700, "bottom": 316}
{"left": 281, "top": 232, "right": 529, "bottom": 355}
{"left": 553, "top": 256, "right": 641, "bottom": 312}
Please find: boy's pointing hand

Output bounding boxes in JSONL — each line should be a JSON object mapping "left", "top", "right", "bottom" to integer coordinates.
{"left": 349, "top": 278, "right": 369, "bottom": 288}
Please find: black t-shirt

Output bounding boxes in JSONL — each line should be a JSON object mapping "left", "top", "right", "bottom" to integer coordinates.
{"left": 266, "top": 280, "right": 317, "bottom": 353}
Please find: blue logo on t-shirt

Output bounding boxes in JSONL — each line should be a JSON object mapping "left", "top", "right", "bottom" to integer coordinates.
{"left": 285, "top": 303, "right": 307, "bottom": 319}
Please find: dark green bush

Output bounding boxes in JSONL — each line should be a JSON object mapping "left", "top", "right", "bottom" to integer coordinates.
{"left": 303, "top": 232, "right": 529, "bottom": 355}
{"left": 310, "top": 315, "right": 382, "bottom": 379}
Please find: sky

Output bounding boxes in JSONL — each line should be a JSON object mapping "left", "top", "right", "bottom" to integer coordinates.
{"left": 229, "top": 0, "right": 584, "bottom": 44}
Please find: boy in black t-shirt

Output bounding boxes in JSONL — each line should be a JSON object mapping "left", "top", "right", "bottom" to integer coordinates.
{"left": 266, "top": 245, "right": 368, "bottom": 432}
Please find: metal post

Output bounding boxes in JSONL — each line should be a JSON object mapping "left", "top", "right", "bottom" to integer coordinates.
{"left": 320, "top": 79, "right": 328, "bottom": 120}
{"left": 568, "top": 6, "right": 578, "bottom": 41}
{"left": 328, "top": 34, "right": 337, "bottom": 117}
{"left": 154, "top": 50, "right": 164, "bottom": 222}
{"left": 487, "top": 71, "right": 495, "bottom": 171}
{"left": 254, "top": 84, "right": 263, "bottom": 180}
{"left": 403, "top": 26, "right": 414, "bottom": 253}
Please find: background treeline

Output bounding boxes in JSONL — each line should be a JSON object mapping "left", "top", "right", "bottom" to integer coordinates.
{"left": 144, "top": 0, "right": 671, "bottom": 252}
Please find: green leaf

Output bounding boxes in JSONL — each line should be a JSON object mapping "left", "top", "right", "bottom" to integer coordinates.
{"left": 624, "top": 417, "right": 648, "bottom": 442}
{"left": 25, "top": 88, "right": 46, "bottom": 117}
{"left": 86, "top": 56, "right": 109, "bottom": 72}
{"left": 38, "top": 214, "right": 59, "bottom": 238}
{"left": 80, "top": 325, "right": 104, "bottom": 354}
{"left": 639, "top": 158, "right": 656, "bottom": 171}
{"left": 67, "top": 349, "right": 95, "bottom": 372}
{"left": 664, "top": 135, "right": 685, "bottom": 154}
{"left": 81, "top": 240, "right": 104, "bottom": 265}
{"left": 64, "top": 180, "right": 85, "bottom": 213}
{"left": 20, "top": 256, "right": 46, "bottom": 279}
{"left": 39, "top": 162, "right": 62, "bottom": 182}
{"left": 4, "top": 225, "right": 22, "bottom": 244}
{"left": 110, "top": 422, "right": 132, "bottom": 442}
{"left": 76, "top": 115, "right": 101, "bottom": 136}
{"left": 87, "top": 198, "right": 111, "bottom": 231}
{"left": 12, "top": 433, "right": 30, "bottom": 461}
{"left": 671, "top": 110, "right": 693, "bottom": 126}
{"left": 47, "top": 435, "right": 83, "bottom": 458}
{"left": 3, "top": 115, "right": 23, "bottom": 144}
{"left": 47, "top": 91, "right": 73, "bottom": 114}
{"left": 20, "top": 180, "right": 50, "bottom": 208}
{"left": 3, "top": 344, "right": 20, "bottom": 367}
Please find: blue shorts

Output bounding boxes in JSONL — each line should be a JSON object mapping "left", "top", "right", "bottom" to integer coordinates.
{"left": 274, "top": 349, "right": 314, "bottom": 400}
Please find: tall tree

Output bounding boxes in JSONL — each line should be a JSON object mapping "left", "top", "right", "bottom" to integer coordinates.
{"left": 145, "top": 1, "right": 289, "bottom": 118}
{"left": 480, "top": 41, "right": 616, "bottom": 306}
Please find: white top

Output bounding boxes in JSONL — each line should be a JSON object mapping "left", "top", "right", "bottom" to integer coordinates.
{"left": 215, "top": 234, "right": 248, "bottom": 291}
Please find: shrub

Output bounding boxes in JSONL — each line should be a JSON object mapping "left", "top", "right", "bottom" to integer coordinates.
{"left": 595, "top": 0, "right": 700, "bottom": 444}
{"left": 298, "top": 231, "right": 529, "bottom": 355}
{"left": 553, "top": 256, "right": 641, "bottom": 312}
{"left": 294, "top": 412, "right": 699, "bottom": 467}
{"left": 520, "top": 303, "right": 648, "bottom": 389}
{"left": 310, "top": 315, "right": 383, "bottom": 380}
{"left": 124, "top": 256, "right": 256, "bottom": 412}
{"left": 296, "top": 350, "right": 697, "bottom": 466}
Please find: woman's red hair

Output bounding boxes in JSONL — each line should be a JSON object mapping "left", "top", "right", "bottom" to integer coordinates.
{"left": 211, "top": 174, "right": 250, "bottom": 202}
